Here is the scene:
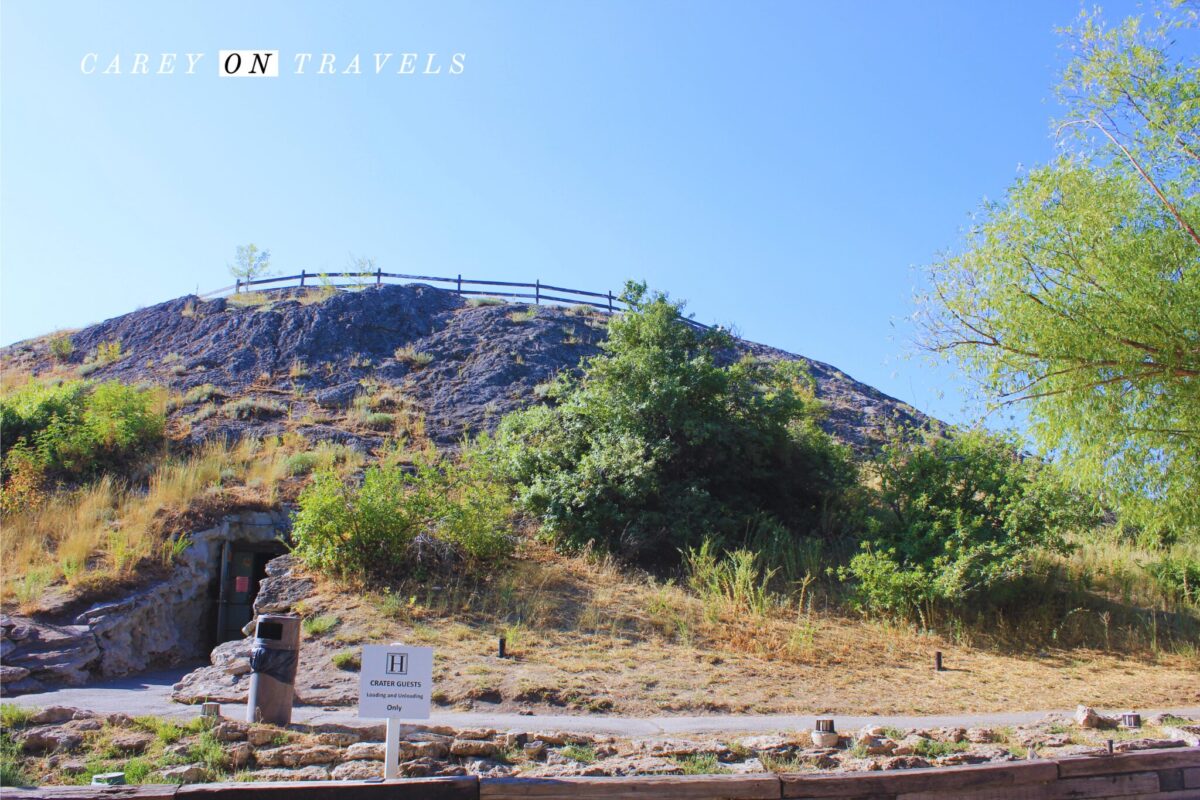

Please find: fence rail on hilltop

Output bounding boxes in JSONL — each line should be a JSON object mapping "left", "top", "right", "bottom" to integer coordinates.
{"left": 197, "top": 271, "right": 713, "bottom": 330}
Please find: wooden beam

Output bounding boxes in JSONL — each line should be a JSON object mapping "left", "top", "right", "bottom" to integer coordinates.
{"left": 780, "top": 762, "right": 1058, "bottom": 798}
{"left": 1055, "top": 749, "right": 1200, "bottom": 778}
{"left": 897, "top": 772, "right": 1159, "bottom": 800}
{"left": 177, "top": 777, "right": 478, "bottom": 800}
{"left": 480, "top": 774, "right": 780, "bottom": 799}
{"left": 6, "top": 787, "right": 178, "bottom": 800}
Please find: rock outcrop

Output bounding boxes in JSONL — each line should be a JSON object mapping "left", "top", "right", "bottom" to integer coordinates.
{"left": 3, "top": 284, "right": 935, "bottom": 450}
{"left": 1, "top": 511, "right": 287, "bottom": 696}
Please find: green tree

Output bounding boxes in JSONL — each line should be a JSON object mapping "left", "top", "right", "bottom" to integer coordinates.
{"left": 918, "top": 4, "right": 1199, "bottom": 540}
{"left": 229, "top": 243, "right": 272, "bottom": 285}
{"left": 494, "top": 281, "right": 854, "bottom": 565}
{"left": 844, "top": 429, "right": 1089, "bottom": 622}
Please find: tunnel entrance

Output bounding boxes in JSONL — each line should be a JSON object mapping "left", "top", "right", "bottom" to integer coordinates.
{"left": 214, "top": 540, "right": 287, "bottom": 645}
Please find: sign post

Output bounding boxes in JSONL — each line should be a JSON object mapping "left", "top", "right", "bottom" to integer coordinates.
{"left": 359, "top": 643, "right": 434, "bottom": 780}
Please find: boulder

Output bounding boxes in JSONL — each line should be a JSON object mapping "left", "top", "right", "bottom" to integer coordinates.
{"left": 1075, "top": 705, "right": 1118, "bottom": 729}
{"left": 109, "top": 732, "right": 154, "bottom": 755}
{"left": 226, "top": 742, "right": 254, "bottom": 768}
{"left": 30, "top": 706, "right": 78, "bottom": 725}
{"left": 212, "top": 721, "right": 248, "bottom": 742}
{"left": 253, "top": 744, "right": 342, "bottom": 767}
{"left": 450, "top": 739, "right": 500, "bottom": 758}
{"left": 160, "top": 763, "right": 208, "bottom": 784}
{"left": 331, "top": 760, "right": 381, "bottom": 780}
{"left": 244, "top": 766, "right": 331, "bottom": 781}
{"left": 19, "top": 726, "right": 83, "bottom": 754}
{"left": 345, "top": 742, "right": 385, "bottom": 761}
{"left": 253, "top": 555, "right": 316, "bottom": 615}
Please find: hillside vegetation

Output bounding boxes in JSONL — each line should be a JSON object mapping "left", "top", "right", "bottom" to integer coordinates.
{"left": 2, "top": 282, "right": 1196, "bottom": 689}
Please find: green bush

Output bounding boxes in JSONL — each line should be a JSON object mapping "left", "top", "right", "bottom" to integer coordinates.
{"left": 1146, "top": 554, "right": 1200, "bottom": 607}
{"left": 493, "top": 281, "right": 855, "bottom": 565}
{"left": 842, "top": 429, "right": 1090, "bottom": 621}
{"left": 291, "top": 448, "right": 512, "bottom": 581}
{"left": 49, "top": 334, "right": 74, "bottom": 361}
{"left": 0, "top": 379, "right": 164, "bottom": 484}
{"left": 285, "top": 452, "right": 319, "bottom": 476}
{"left": 223, "top": 398, "right": 286, "bottom": 420}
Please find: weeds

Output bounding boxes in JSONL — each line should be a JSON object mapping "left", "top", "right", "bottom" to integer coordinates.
{"left": 394, "top": 345, "right": 434, "bottom": 368}
{"left": 560, "top": 744, "right": 597, "bottom": 764}
{"left": 302, "top": 614, "right": 339, "bottom": 636}
{"left": 331, "top": 649, "right": 361, "bottom": 670}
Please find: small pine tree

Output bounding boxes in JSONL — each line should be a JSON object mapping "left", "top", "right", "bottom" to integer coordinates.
{"left": 229, "top": 243, "right": 272, "bottom": 285}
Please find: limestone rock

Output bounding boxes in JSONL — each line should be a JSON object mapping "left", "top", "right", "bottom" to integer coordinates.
{"left": 212, "top": 721, "right": 248, "bottom": 742}
{"left": 109, "top": 732, "right": 154, "bottom": 755}
{"left": 0, "top": 665, "right": 30, "bottom": 684}
{"left": 253, "top": 744, "right": 342, "bottom": 767}
{"left": 1114, "top": 738, "right": 1187, "bottom": 752}
{"left": 30, "top": 706, "right": 78, "bottom": 725}
{"left": 884, "top": 756, "right": 931, "bottom": 769}
{"left": 450, "top": 739, "right": 500, "bottom": 758}
{"left": 346, "top": 742, "right": 385, "bottom": 761}
{"left": 331, "top": 760, "right": 381, "bottom": 780}
{"left": 966, "top": 727, "right": 997, "bottom": 744}
{"left": 226, "top": 742, "right": 254, "bottom": 768}
{"left": 1075, "top": 705, "right": 1118, "bottom": 729}
{"left": 19, "top": 726, "right": 83, "bottom": 754}
{"left": 247, "top": 726, "right": 283, "bottom": 747}
{"left": 161, "top": 763, "right": 209, "bottom": 784}
{"left": 253, "top": 555, "right": 316, "bottom": 615}
{"left": 245, "top": 766, "right": 330, "bottom": 781}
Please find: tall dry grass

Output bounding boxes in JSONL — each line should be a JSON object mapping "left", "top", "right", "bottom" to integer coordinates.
{"left": 0, "top": 437, "right": 363, "bottom": 612}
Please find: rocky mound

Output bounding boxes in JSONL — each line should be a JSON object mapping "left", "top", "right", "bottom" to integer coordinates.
{"left": 2, "top": 284, "right": 935, "bottom": 450}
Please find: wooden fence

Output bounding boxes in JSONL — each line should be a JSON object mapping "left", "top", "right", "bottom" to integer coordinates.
{"left": 200, "top": 272, "right": 626, "bottom": 314}
{"left": 14, "top": 747, "right": 1200, "bottom": 800}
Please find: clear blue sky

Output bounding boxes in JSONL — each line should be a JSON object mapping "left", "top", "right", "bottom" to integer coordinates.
{"left": 0, "top": 0, "right": 1150, "bottom": 429}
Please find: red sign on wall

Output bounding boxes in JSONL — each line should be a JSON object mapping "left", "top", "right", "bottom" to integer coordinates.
{"left": 235, "top": 576, "right": 250, "bottom": 593}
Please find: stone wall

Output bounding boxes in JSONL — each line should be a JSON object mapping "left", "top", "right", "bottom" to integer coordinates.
{"left": 0, "top": 510, "right": 288, "bottom": 696}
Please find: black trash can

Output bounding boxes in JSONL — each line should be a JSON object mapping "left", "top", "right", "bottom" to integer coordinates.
{"left": 246, "top": 614, "right": 301, "bottom": 725}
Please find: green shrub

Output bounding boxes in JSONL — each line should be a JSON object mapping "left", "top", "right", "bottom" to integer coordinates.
{"left": 0, "top": 379, "right": 164, "bottom": 483}
{"left": 0, "top": 705, "right": 35, "bottom": 730}
{"left": 223, "top": 398, "right": 286, "bottom": 420}
{"left": 332, "top": 649, "right": 361, "bottom": 670}
{"left": 1146, "top": 555, "right": 1200, "bottom": 607}
{"left": 560, "top": 744, "right": 597, "bottom": 763}
{"left": 49, "top": 334, "right": 74, "bottom": 361}
{"left": 184, "top": 384, "right": 219, "bottom": 404}
{"left": 285, "top": 452, "right": 319, "bottom": 476}
{"left": 95, "top": 340, "right": 123, "bottom": 364}
{"left": 302, "top": 614, "right": 339, "bottom": 636}
{"left": 291, "top": 448, "right": 512, "bottom": 581}
{"left": 494, "top": 281, "right": 855, "bottom": 565}
{"left": 362, "top": 412, "right": 394, "bottom": 430}
{"left": 673, "top": 753, "right": 729, "bottom": 774}
{"left": 394, "top": 345, "right": 434, "bottom": 368}
{"left": 842, "top": 429, "right": 1090, "bottom": 621}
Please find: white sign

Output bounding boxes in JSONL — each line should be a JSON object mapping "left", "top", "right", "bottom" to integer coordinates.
{"left": 358, "top": 644, "right": 433, "bottom": 719}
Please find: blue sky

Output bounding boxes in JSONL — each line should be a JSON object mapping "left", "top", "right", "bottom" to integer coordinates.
{"left": 0, "top": 1, "right": 1152, "bottom": 429}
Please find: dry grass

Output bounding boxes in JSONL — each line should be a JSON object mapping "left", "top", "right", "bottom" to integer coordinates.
{"left": 0, "top": 438, "right": 362, "bottom": 614}
{"left": 309, "top": 541, "right": 1200, "bottom": 716}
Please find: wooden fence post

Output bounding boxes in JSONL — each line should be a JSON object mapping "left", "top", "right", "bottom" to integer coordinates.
{"left": 457, "top": 274, "right": 462, "bottom": 294}
{"left": 608, "top": 291, "right": 614, "bottom": 312}
{"left": 299, "top": 270, "right": 306, "bottom": 288}
{"left": 236, "top": 279, "right": 241, "bottom": 294}
{"left": 535, "top": 280, "right": 540, "bottom": 305}
{"left": 376, "top": 268, "right": 382, "bottom": 285}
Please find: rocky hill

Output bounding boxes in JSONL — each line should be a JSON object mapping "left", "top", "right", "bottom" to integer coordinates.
{"left": 1, "top": 284, "right": 936, "bottom": 451}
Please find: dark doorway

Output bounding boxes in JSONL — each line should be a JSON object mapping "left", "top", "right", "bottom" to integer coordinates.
{"left": 214, "top": 541, "right": 287, "bottom": 644}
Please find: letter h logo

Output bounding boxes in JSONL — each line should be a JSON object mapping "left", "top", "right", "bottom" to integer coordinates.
{"left": 386, "top": 653, "right": 408, "bottom": 675}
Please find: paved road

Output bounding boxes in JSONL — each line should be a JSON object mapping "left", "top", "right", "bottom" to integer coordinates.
{"left": 5, "top": 667, "right": 1198, "bottom": 736}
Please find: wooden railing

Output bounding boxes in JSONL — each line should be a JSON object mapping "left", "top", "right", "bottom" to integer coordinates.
{"left": 13, "top": 747, "right": 1200, "bottom": 799}
{"left": 200, "top": 272, "right": 625, "bottom": 314}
